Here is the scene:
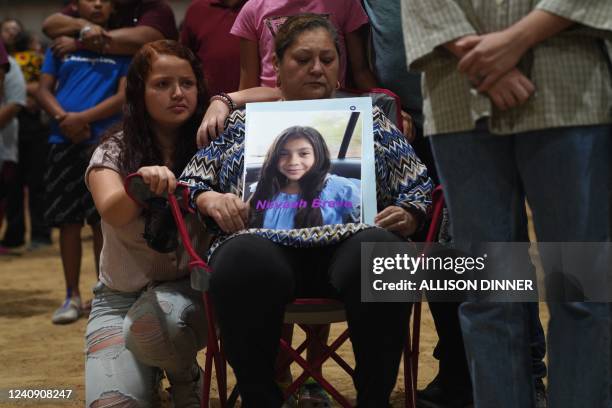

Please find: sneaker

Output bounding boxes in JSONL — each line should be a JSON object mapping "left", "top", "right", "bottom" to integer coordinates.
{"left": 168, "top": 364, "right": 203, "bottom": 408}
{"left": 416, "top": 375, "right": 473, "bottom": 408}
{"left": 298, "top": 379, "right": 332, "bottom": 408}
{"left": 51, "top": 296, "right": 82, "bottom": 324}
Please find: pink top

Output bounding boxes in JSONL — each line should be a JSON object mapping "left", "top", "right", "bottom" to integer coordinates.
{"left": 230, "top": 0, "right": 369, "bottom": 87}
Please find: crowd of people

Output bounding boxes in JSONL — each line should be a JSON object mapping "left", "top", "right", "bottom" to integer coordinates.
{"left": 0, "top": 0, "right": 610, "bottom": 407}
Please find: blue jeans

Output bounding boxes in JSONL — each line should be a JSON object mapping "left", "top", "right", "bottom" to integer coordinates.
{"left": 85, "top": 279, "right": 207, "bottom": 407}
{"left": 430, "top": 124, "right": 612, "bottom": 408}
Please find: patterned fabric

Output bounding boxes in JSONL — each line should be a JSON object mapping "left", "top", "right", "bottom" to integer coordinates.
{"left": 180, "top": 106, "right": 433, "bottom": 258}
{"left": 401, "top": 0, "right": 612, "bottom": 136}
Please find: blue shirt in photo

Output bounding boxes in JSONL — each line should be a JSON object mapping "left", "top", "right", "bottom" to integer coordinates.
{"left": 260, "top": 174, "right": 361, "bottom": 229}
{"left": 41, "top": 48, "right": 131, "bottom": 144}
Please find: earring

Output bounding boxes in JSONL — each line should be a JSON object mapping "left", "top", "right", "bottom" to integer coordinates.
{"left": 336, "top": 81, "right": 341, "bottom": 90}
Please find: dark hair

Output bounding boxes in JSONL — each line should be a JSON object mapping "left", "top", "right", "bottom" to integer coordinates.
{"left": 249, "top": 126, "right": 331, "bottom": 228}
{"left": 274, "top": 14, "right": 340, "bottom": 62}
{"left": 103, "top": 40, "right": 206, "bottom": 175}
{"left": 13, "top": 31, "right": 31, "bottom": 53}
{"left": 1, "top": 18, "right": 23, "bottom": 32}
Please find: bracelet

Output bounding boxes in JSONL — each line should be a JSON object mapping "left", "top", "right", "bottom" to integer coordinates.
{"left": 79, "top": 25, "right": 92, "bottom": 41}
{"left": 209, "top": 93, "right": 237, "bottom": 112}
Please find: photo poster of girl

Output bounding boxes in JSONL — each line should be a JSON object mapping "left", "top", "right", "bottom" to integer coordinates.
{"left": 244, "top": 97, "right": 376, "bottom": 230}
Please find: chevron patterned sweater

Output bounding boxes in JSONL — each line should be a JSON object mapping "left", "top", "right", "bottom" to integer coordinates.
{"left": 180, "top": 106, "right": 433, "bottom": 258}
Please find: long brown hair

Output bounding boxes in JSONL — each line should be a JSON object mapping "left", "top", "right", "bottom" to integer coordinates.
{"left": 103, "top": 40, "right": 207, "bottom": 175}
{"left": 249, "top": 126, "right": 331, "bottom": 228}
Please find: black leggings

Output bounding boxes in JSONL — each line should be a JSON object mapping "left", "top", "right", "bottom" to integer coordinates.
{"left": 209, "top": 228, "right": 411, "bottom": 407}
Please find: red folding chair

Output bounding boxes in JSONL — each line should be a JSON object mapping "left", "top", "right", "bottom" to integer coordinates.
{"left": 124, "top": 174, "right": 228, "bottom": 408}
{"left": 123, "top": 178, "right": 445, "bottom": 408}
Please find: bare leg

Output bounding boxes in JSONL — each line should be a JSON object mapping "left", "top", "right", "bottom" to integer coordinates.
{"left": 59, "top": 223, "right": 82, "bottom": 298}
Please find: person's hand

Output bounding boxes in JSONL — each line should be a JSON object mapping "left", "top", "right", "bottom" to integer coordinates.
{"left": 375, "top": 206, "right": 418, "bottom": 237}
{"left": 457, "top": 30, "right": 529, "bottom": 92}
{"left": 197, "top": 99, "right": 230, "bottom": 148}
{"left": 485, "top": 68, "right": 535, "bottom": 111}
{"left": 197, "top": 191, "right": 249, "bottom": 233}
{"left": 59, "top": 112, "right": 90, "bottom": 143}
{"left": 400, "top": 110, "right": 416, "bottom": 144}
{"left": 68, "top": 125, "right": 91, "bottom": 144}
{"left": 51, "top": 36, "right": 78, "bottom": 57}
{"left": 80, "top": 24, "right": 110, "bottom": 53}
{"left": 137, "top": 166, "right": 177, "bottom": 196}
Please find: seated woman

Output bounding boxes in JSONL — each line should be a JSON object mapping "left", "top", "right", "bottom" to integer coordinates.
{"left": 180, "top": 15, "right": 433, "bottom": 407}
{"left": 250, "top": 125, "right": 361, "bottom": 229}
{"left": 85, "top": 40, "right": 208, "bottom": 407}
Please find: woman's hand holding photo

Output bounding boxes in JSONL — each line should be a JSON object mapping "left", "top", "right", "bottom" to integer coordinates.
{"left": 137, "top": 165, "right": 177, "bottom": 196}
{"left": 197, "top": 191, "right": 249, "bottom": 233}
{"left": 374, "top": 205, "right": 417, "bottom": 237}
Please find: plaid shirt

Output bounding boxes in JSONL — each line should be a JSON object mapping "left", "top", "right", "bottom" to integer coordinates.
{"left": 402, "top": 0, "right": 612, "bottom": 136}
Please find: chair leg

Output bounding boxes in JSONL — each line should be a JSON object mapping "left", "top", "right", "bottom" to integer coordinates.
{"left": 214, "top": 349, "right": 227, "bottom": 407}
{"left": 202, "top": 347, "right": 214, "bottom": 408}
{"left": 405, "top": 301, "right": 422, "bottom": 408}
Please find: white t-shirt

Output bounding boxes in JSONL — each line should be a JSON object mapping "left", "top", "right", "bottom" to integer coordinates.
{"left": 86, "top": 135, "right": 211, "bottom": 292}
{"left": 0, "top": 57, "right": 26, "bottom": 164}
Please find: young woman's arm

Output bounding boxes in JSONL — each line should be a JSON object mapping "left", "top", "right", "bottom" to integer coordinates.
{"left": 88, "top": 165, "right": 177, "bottom": 228}
{"left": 196, "top": 86, "right": 281, "bottom": 147}
{"left": 88, "top": 167, "right": 141, "bottom": 227}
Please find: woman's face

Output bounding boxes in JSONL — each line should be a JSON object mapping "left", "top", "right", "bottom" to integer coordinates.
{"left": 144, "top": 54, "right": 198, "bottom": 133}
{"left": 1, "top": 21, "right": 21, "bottom": 48}
{"left": 277, "top": 137, "right": 316, "bottom": 182}
{"left": 274, "top": 28, "right": 339, "bottom": 101}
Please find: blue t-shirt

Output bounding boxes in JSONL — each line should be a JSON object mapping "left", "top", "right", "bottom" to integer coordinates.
{"left": 41, "top": 49, "right": 131, "bottom": 144}
{"left": 259, "top": 174, "right": 361, "bottom": 229}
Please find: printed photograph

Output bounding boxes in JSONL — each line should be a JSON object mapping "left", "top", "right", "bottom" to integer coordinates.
{"left": 244, "top": 98, "right": 374, "bottom": 229}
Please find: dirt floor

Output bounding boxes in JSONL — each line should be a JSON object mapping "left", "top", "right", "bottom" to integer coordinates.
{"left": 0, "top": 228, "right": 549, "bottom": 407}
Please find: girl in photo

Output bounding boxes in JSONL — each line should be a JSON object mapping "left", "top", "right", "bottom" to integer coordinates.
{"left": 249, "top": 125, "right": 360, "bottom": 229}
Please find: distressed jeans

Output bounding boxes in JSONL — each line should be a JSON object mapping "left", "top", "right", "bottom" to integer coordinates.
{"left": 85, "top": 279, "right": 207, "bottom": 407}
{"left": 430, "top": 124, "right": 612, "bottom": 408}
